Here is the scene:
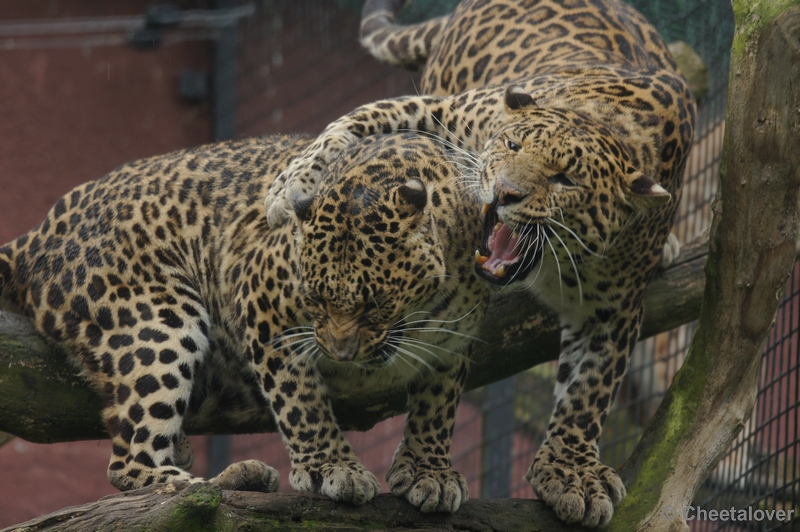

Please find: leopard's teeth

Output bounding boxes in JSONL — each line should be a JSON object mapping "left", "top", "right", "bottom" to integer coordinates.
{"left": 495, "top": 265, "right": 507, "bottom": 278}
{"left": 512, "top": 230, "right": 519, "bottom": 239}
{"left": 494, "top": 222, "right": 503, "bottom": 231}
{"left": 481, "top": 203, "right": 490, "bottom": 215}
{"left": 475, "top": 250, "right": 489, "bottom": 266}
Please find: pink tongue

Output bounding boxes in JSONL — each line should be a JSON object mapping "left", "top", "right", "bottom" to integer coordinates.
{"left": 494, "top": 224, "right": 521, "bottom": 260}
{"left": 483, "top": 223, "right": 522, "bottom": 273}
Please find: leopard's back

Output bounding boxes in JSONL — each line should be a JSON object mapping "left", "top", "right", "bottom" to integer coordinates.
{"left": 0, "top": 134, "right": 318, "bottom": 489}
{"left": 0, "top": 134, "right": 310, "bottom": 349}
{"left": 362, "top": 0, "right": 680, "bottom": 95}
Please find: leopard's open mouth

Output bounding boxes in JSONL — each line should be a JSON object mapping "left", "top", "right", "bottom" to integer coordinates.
{"left": 474, "top": 200, "right": 543, "bottom": 285}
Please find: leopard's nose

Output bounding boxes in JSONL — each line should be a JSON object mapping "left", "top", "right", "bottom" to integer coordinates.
{"left": 495, "top": 178, "right": 526, "bottom": 206}
{"left": 322, "top": 328, "right": 360, "bottom": 361}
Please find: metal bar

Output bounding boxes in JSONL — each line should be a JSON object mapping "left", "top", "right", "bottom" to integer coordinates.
{"left": 207, "top": 434, "right": 231, "bottom": 477}
{"left": 205, "top": 0, "right": 241, "bottom": 477}
{"left": 0, "top": 30, "right": 218, "bottom": 51}
{"left": 480, "top": 377, "right": 516, "bottom": 498}
{"left": 0, "top": 4, "right": 254, "bottom": 37}
{"left": 212, "top": 0, "right": 239, "bottom": 141}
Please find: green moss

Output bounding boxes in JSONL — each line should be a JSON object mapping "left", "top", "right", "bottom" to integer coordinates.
{"left": 152, "top": 484, "right": 223, "bottom": 532}
{"left": 731, "top": 0, "right": 800, "bottom": 56}
{"left": 607, "top": 323, "right": 712, "bottom": 531}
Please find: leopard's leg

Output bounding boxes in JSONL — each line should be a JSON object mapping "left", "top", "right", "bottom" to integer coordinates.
{"left": 252, "top": 344, "right": 381, "bottom": 505}
{"left": 97, "top": 294, "right": 276, "bottom": 492}
{"left": 263, "top": 87, "right": 504, "bottom": 228}
{"left": 98, "top": 299, "right": 212, "bottom": 490}
{"left": 526, "top": 309, "right": 640, "bottom": 528}
{"left": 387, "top": 359, "right": 469, "bottom": 513}
{"left": 173, "top": 429, "right": 193, "bottom": 471}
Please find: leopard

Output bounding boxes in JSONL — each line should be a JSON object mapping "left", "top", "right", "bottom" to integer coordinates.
{"left": 263, "top": 0, "right": 695, "bottom": 526}
{"left": 0, "top": 132, "right": 488, "bottom": 513}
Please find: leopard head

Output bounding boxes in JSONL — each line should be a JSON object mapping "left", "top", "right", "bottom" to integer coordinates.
{"left": 292, "top": 135, "right": 454, "bottom": 367}
{"left": 475, "top": 86, "right": 671, "bottom": 286}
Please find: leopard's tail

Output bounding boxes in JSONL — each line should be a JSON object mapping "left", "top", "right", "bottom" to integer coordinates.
{"left": 359, "top": 0, "right": 449, "bottom": 73}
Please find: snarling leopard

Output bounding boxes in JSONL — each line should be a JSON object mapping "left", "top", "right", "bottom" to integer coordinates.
{"left": 0, "top": 132, "right": 488, "bottom": 512}
{"left": 263, "top": 0, "right": 695, "bottom": 526}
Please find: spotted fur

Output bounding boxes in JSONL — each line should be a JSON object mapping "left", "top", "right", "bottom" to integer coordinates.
{"left": 263, "top": 0, "right": 695, "bottom": 526}
{"left": 0, "top": 133, "right": 488, "bottom": 512}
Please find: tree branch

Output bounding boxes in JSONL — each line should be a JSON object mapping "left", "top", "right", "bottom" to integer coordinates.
{"left": 3, "top": 481, "right": 589, "bottom": 532}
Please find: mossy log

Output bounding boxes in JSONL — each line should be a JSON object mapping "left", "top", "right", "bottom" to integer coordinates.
{"left": 4, "top": 482, "right": 591, "bottom": 532}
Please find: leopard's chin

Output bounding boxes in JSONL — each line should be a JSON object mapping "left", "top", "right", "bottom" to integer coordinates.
{"left": 475, "top": 200, "right": 542, "bottom": 286}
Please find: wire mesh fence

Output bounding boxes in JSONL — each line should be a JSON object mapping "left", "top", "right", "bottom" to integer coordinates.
{"left": 689, "top": 263, "right": 799, "bottom": 532}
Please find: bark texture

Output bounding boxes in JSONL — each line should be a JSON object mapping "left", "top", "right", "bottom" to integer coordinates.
{"left": 3, "top": 482, "right": 587, "bottom": 532}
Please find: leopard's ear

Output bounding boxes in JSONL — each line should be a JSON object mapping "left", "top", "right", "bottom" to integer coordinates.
{"left": 624, "top": 174, "right": 671, "bottom": 209}
{"left": 292, "top": 194, "right": 316, "bottom": 222}
{"left": 395, "top": 178, "right": 427, "bottom": 213}
{"left": 504, "top": 85, "right": 538, "bottom": 111}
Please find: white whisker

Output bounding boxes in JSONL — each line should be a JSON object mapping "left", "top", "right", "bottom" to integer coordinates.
{"left": 387, "top": 342, "right": 437, "bottom": 373}
{"left": 396, "top": 302, "right": 482, "bottom": 328}
{"left": 397, "top": 326, "right": 485, "bottom": 343}
{"left": 548, "top": 225, "right": 584, "bottom": 304}
{"left": 389, "top": 338, "right": 445, "bottom": 363}
{"left": 548, "top": 217, "right": 606, "bottom": 257}
{"left": 526, "top": 226, "right": 548, "bottom": 289}
{"left": 397, "top": 336, "right": 471, "bottom": 361}
{"left": 276, "top": 336, "right": 318, "bottom": 354}
{"left": 543, "top": 228, "right": 564, "bottom": 304}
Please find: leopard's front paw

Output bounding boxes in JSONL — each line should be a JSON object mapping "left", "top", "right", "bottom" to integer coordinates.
{"left": 290, "top": 461, "right": 382, "bottom": 505}
{"left": 211, "top": 459, "right": 280, "bottom": 493}
{"left": 264, "top": 156, "right": 324, "bottom": 228}
{"left": 263, "top": 173, "right": 292, "bottom": 229}
{"left": 387, "top": 454, "right": 468, "bottom": 513}
{"left": 526, "top": 440, "right": 626, "bottom": 528}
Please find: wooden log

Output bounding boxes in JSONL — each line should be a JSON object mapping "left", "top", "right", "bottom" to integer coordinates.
{"left": 4, "top": 481, "right": 590, "bottom": 532}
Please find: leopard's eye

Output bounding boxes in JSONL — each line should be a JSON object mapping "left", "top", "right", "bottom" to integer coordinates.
{"left": 504, "top": 139, "right": 521, "bottom": 152}
{"left": 304, "top": 291, "right": 325, "bottom": 306}
{"left": 364, "top": 298, "right": 383, "bottom": 316}
{"left": 548, "top": 173, "right": 576, "bottom": 187}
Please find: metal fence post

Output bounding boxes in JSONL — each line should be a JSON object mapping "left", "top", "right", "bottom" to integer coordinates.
{"left": 207, "top": 0, "right": 240, "bottom": 478}
{"left": 480, "top": 376, "right": 516, "bottom": 498}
